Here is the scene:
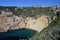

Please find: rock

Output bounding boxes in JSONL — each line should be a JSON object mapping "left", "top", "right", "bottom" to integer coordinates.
{"left": 0, "top": 23, "right": 10, "bottom": 32}
{"left": 0, "top": 15, "right": 52, "bottom": 32}
{"left": 25, "top": 15, "right": 49, "bottom": 32}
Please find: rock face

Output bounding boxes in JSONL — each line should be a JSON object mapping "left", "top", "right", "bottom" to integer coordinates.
{"left": 25, "top": 16, "right": 49, "bottom": 32}
{"left": 0, "top": 12, "right": 53, "bottom": 32}
{"left": 0, "top": 14, "right": 52, "bottom": 32}
{"left": 0, "top": 16, "right": 8, "bottom": 24}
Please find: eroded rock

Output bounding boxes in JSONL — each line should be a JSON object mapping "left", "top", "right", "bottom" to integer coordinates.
{"left": 0, "top": 15, "right": 52, "bottom": 32}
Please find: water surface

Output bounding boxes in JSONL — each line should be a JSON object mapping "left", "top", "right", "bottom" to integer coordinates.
{"left": 0, "top": 28, "right": 37, "bottom": 39}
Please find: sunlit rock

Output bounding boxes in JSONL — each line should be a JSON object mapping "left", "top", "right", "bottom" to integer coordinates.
{"left": 25, "top": 15, "right": 49, "bottom": 32}
{"left": 0, "top": 14, "right": 52, "bottom": 32}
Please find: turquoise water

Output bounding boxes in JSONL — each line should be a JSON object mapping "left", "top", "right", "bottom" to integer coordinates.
{"left": 0, "top": 28, "right": 37, "bottom": 39}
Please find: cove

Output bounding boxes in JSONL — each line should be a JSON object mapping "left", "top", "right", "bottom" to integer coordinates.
{"left": 0, "top": 28, "right": 37, "bottom": 40}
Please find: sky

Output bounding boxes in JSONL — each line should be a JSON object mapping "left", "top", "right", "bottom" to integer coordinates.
{"left": 0, "top": 0, "right": 60, "bottom": 7}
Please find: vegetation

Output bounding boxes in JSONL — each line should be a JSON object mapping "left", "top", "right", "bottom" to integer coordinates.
{"left": 0, "top": 6, "right": 54, "bottom": 17}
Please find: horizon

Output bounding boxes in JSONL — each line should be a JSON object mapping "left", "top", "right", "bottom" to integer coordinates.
{"left": 0, "top": 0, "right": 60, "bottom": 7}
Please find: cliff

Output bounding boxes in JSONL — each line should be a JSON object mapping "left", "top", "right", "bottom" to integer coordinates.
{"left": 0, "top": 14, "right": 55, "bottom": 32}
{"left": 0, "top": 6, "right": 57, "bottom": 32}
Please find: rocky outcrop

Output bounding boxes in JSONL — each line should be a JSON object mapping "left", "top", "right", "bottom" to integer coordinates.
{"left": 25, "top": 15, "right": 49, "bottom": 32}
{"left": 0, "top": 14, "right": 53, "bottom": 32}
{"left": 0, "top": 11, "right": 55, "bottom": 32}
{"left": 8, "top": 15, "right": 50, "bottom": 32}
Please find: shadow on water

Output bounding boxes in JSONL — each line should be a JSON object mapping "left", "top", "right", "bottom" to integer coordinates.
{"left": 0, "top": 28, "right": 37, "bottom": 40}
{"left": 1, "top": 36, "right": 29, "bottom": 40}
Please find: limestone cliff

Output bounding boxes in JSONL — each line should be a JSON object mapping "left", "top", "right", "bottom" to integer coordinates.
{"left": 25, "top": 15, "right": 49, "bottom": 32}
{"left": 0, "top": 13, "right": 54, "bottom": 32}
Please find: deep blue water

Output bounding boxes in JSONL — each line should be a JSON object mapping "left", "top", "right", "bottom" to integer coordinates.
{"left": 0, "top": 28, "right": 37, "bottom": 39}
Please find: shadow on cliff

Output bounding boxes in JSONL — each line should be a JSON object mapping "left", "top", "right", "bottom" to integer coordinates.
{"left": 0, "top": 28, "right": 37, "bottom": 40}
